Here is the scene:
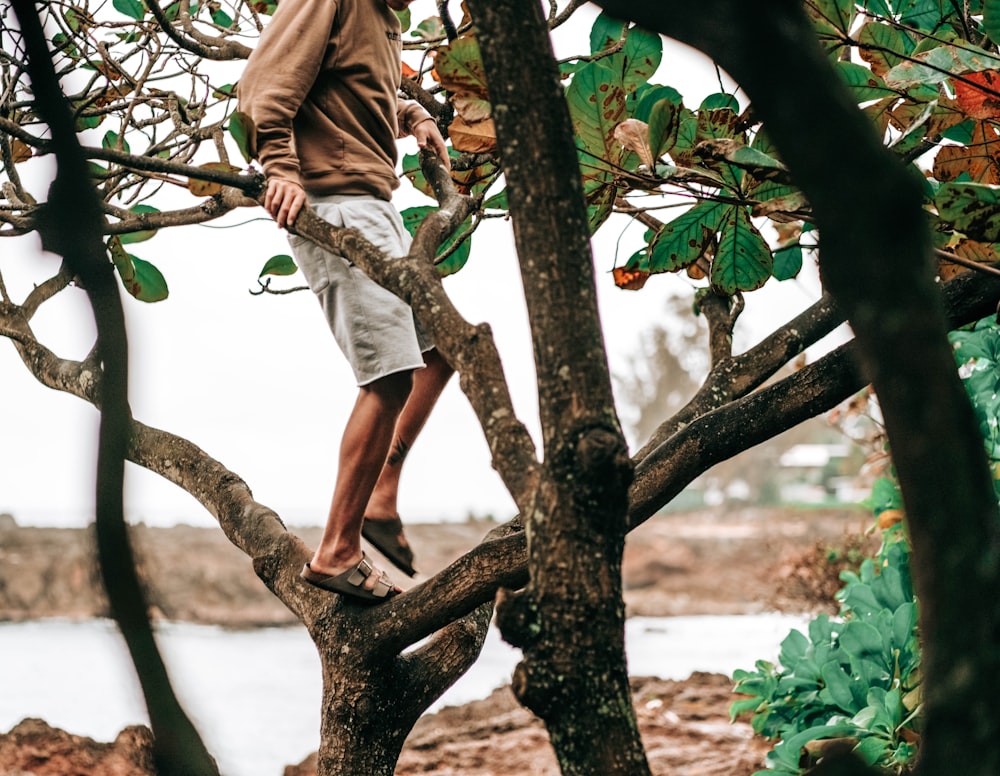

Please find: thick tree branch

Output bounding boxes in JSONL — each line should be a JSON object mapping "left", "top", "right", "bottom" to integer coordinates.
{"left": 593, "top": 7, "right": 1000, "bottom": 774}
{"left": 633, "top": 291, "right": 843, "bottom": 462}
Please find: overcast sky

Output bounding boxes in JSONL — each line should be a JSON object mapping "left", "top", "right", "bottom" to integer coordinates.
{"left": 0, "top": 2, "right": 824, "bottom": 528}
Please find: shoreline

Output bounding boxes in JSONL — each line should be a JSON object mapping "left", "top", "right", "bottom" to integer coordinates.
{"left": 0, "top": 506, "right": 871, "bottom": 627}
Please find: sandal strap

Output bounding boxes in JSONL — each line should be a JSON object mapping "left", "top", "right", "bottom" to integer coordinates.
{"left": 345, "top": 555, "right": 395, "bottom": 597}
{"left": 371, "top": 574, "right": 395, "bottom": 598}
{"left": 346, "top": 555, "right": 374, "bottom": 587}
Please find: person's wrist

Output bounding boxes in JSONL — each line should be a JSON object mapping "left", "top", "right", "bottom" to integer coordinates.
{"left": 410, "top": 115, "right": 436, "bottom": 133}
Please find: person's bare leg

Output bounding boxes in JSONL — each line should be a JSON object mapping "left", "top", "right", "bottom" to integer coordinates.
{"left": 365, "top": 348, "right": 454, "bottom": 520}
{"left": 308, "top": 370, "right": 413, "bottom": 586}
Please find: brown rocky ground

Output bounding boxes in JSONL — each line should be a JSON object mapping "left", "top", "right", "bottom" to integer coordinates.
{"left": 0, "top": 506, "right": 873, "bottom": 775}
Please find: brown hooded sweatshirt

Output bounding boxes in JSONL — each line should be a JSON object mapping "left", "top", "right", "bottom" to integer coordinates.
{"left": 238, "top": 0, "right": 432, "bottom": 201}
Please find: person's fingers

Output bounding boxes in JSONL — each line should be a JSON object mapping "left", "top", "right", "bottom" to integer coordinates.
{"left": 434, "top": 136, "right": 451, "bottom": 169}
{"left": 264, "top": 180, "right": 305, "bottom": 229}
{"left": 286, "top": 189, "right": 305, "bottom": 226}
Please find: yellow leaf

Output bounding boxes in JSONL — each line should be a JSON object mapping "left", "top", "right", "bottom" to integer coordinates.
{"left": 187, "top": 162, "right": 239, "bottom": 196}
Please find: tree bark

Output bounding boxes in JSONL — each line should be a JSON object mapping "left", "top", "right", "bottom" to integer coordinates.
{"left": 464, "top": 1, "right": 650, "bottom": 774}
{"left": 592, "top": 3, "right": 1000, "bottom": 775}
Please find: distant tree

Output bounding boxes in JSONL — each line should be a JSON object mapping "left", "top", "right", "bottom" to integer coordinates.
{"left": 3, "top": 1, "right": 1000, "bottom": 774}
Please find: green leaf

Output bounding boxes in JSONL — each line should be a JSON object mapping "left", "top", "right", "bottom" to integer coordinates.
{"left": 986, "top": 0, "right": 1000, "bottom": 47}
{"left": 853, "top": 735, "right": 891, "bottom": 765}
{"left": 113, "top": 0, "right": 145, "bottom": 20}
{"left": 435, "top": 36, "right": 489, "bottom": 99}
{"left": 892, "top": 601, "right": 917, "bottom": 649}
{"left": 885, "top": 44, "right": 1000, "bottom": 89}
{"left": 779, "top": 628, "right": 809, "bottom": 667}
{"left": 820, "top": 662, "right": 859, "bottom": 713}
{"left": 400, "top": 206, "right": 473, "bottom": 276}
{"left": 401, "top": 151, "right": 434, "bottom": 198}
{"left": 119, "top": 204, "right": 160, "bottom": 245}
{"left": 75, "top": 113, "right": 104, "bottom": 131}
{"left": 395, "top": 8, "right": 411, "bottom": 32}
{"left": 700, "top": 93, "right": 740, "bottom": 112}
{"left": 935, "top": 181, "right": 1000, "bottom": 241}
{"left": 840, "top": 621, "right": 888, "bottom": 665}
{"left": 211, "top": 8, "right": 234, "bottom": 27}
{"left": 590, "top": 12, "right": 626, "bottom": 54}
{"left": 861, "top": 0, "right": 894, "bottom": 16}
{"left": 900, "top": 0, "right": 953, "bottom": 31}
{"left": 621, "top": 25, "right": 662, "bottom": 95}
{"left": 712, "top": 207, "right": 772, "bottom": 293}
{"left": 258, "top": 254, "right": 298, "bottom": 278}
{"left": 632, "top": 84, "right": 683, "bottom": 122}
{"left": 108, "top": 236, "right": 134, "bottom": 283}
{"left": 101, "top": 130, "right": 130, "bottom": 154}
{"left": 835, "top": 61, "right": 897, "bottom": 102}
{"left": 772, "top": 725, "right": 861, "bottom": 769}
{"left": 130, "top": 256, "right": 169, "bottom": 302}
{"left": 773, "top": 244, "right": 803, "bottom": 280}
{"left": 811, "top": 0, "right": 856, "bottom": 34}
{"left": 567, "top": 60, "right": 627, "bottom": 233}
{"left": 109, "top": 237, "right": 168, "bottom": 302}
{"left": 228, "top": 111, "right": 256, "bottom": 163}
{"left": 647, "top": 98, "right": 680, "bottom": 159}
{"left": 411, "top": 15, "right": 444, "bottom": 40}
{"left": 648, "top": 200, "right": 727, "bottom": 272}
{"left": 483, "top": 189, "right": 508, "bottom": 210}
{"left": 857, "top": 20, "right": 912, "bottom": 75}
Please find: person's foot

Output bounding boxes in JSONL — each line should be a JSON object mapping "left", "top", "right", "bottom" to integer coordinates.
{"left": 300, "top": 553, "right": 400, "bottom": 604}
{"left": 362, "top": 515, "right": 417, "bottom": 577}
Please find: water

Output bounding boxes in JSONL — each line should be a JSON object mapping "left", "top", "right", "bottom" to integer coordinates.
{"left": 0, "top": 614, "right": 809, "bottom": 776}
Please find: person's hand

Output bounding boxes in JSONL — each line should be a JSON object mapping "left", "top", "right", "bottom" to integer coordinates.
{"left": 264, "top": 178, "right": 307, "bottom": 229}
{"left": 411, "top": 118, "right": 451, "bottom": 170}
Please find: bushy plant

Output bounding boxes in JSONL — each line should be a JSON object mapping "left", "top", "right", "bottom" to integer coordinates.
{"left": 731, "top": 484, "right": 920, "bottom": 775}
{"left": 733, "top": 313, "right": 1000, "bottom": 774}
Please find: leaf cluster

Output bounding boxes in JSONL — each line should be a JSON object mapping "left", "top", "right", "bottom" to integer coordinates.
{"left": 731, "top": 311, "right": 1000, "bottom": 774}
{"left": 731, "top": 491, "right": 920, "bottom": 775}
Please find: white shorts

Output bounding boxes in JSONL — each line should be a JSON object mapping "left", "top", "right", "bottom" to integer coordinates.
{"left": 288, "top": 194, "right": 431, "bottom": 386}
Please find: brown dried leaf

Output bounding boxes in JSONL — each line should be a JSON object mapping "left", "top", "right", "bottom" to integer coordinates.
{"left": 686, "top": 262, "right": 707, "bottom": 280}
{"left": 932, "top": 122, "right": 1000, "bottom": 183}
{"left": 613, "top": 119, "right": 654, "bottom": 169}
{"left": 10, "top": 139, "right": 32, "bottom": 163}
{"left": 954, "top": 70, "right": 1000, "bottom": 120}
{"left": 612, "top": 266, "right": 649, "bottom": 290}
{"left": 451, "top": 93, "right": 492, "bottom": 124}
{"left": 448, "top": 115, "right": 496, "bottom": 154}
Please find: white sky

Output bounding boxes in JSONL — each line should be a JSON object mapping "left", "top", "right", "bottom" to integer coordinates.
{"left": 0, "top": 2, "right": 825, "bottom": 528}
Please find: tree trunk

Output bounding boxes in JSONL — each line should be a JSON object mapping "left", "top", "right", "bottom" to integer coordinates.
{"left": 464, "top": 1, "right": 651, "bottom": 773}
{"left": 593, "top": 3, "right": 1000, "bottom": 775}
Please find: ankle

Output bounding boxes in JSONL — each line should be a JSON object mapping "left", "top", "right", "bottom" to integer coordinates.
{"left": 310, "top": 548, "right": 363, "bottom": 576}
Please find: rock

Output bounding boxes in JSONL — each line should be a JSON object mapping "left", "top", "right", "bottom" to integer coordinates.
{"left": 0, "top": 718, "right": 155, "bottom": 776}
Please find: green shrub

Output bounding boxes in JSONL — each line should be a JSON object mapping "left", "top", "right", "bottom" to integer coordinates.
{"left": 732, "top": 314, "right": 1000, "bottom": 774}
{"left": 731, "top": 487, "right": 920, "bottom": 775}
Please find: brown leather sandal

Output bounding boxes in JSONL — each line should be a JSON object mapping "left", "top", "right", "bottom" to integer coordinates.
{"left": 362, "top": 516, "right": 417, "bottom": 577}
{"left": 299, "top": 554, "right": 400, "bottom": 604}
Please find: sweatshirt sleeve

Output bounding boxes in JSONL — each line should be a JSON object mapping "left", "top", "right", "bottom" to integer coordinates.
{"left": 396, "top": 99, "right": 434, "bottom": 138}
{"left": 237, "top": 0, "right": 338, "bottom": 182}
